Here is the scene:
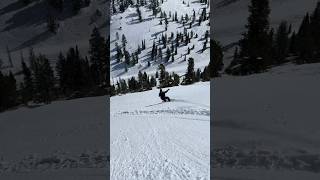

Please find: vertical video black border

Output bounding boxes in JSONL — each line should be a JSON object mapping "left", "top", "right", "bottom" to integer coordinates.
{"left": 106, "top": 0, "right": 110, "bottom": 179}
{"left": 210, "top": 0, "right": 214, "bottom": 179}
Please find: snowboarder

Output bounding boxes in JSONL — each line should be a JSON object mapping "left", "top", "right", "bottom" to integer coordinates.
{"left": 159, "top": 88, "right": 171, "bottom": 102}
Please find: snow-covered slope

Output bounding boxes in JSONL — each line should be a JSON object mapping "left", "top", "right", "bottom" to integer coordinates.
{"left": 111, "top": 82, "right": 210, "bottom": 179}
{"left": 212, "top": 62, "right": 320, "bottom": 179}
{"left": 110, "top": 0, "right": 210, "bottom": 80}
{"left": 0, "top": 96, "right": 108, "bottom": 179}
{"left": 0, "top": 0, "right": 107, "bottom": 70}
{"left": 213, "top": 0, "right": 318, "bottom": 45}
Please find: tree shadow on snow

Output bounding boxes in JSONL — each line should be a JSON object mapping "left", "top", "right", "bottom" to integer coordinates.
{"left": 12, "top": 30, "right": 54, "bottom": 51}
{"left": 2, "top": 1, "right": 83, "bottom": 32}
{"left": 126, "top": 17, "right": 153, "bottom": 25}
{"left": 0, "top": 1, "right": 26, "bottom": 16}
{"left": 125, "top": 12, "right": 138, "bottom": 19}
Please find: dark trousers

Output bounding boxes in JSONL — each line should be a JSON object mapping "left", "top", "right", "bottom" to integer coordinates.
{"left": 161, "top": 96, "right": 170, "bottom": 102}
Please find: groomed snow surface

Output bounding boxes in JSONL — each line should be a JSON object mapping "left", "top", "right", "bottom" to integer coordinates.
{"left": 213, "top": 63, "right": 320, "bottom": 180}
{"left": 111, "top": 82, "right": 210, "bottom": 179}
{"left": 0, "top": 96, "right": 108, "bottom": 180}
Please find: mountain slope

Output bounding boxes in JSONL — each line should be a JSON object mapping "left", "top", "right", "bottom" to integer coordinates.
{"left": 0, "top": 96, "right": 108, "bottom": 179}
{"left": 111, "top": 82, "right": 210, "bottom": 179}
{"left": 110, "top": 0, "right": 210, "bottom": 80}
{"left": 213, "top": 62, "right": 320, "bottom": 179}
{"left": 0, "top": 0, "right": 107, "bottom": 69}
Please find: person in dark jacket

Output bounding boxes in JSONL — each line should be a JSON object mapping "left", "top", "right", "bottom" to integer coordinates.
{"left": 159, "top": 88, "right": 170, "bottom": 102}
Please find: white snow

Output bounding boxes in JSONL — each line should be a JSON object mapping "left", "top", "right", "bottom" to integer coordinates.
{"left": 212, "top": 62, "right": 320, "bottom": 179}
{"left": 0, "top": 96, "right": 108, "bottom": 179}
{"left": 110, "top": 0, "right": 210, "bottom": 80}
{"left": 111, "top": 82, "right": 210, "bottom": 179}
{"left": 0, "top": 0, "right": 107, "bottom": 70}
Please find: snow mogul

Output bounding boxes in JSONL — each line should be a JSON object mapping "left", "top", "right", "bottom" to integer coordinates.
{"left": 159, "top": 88, "right": 171, "bottom": 102}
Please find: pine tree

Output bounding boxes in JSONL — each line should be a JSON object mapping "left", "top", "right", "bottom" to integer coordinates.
{"left": 21, "top": 59, "right": 33, "bottom": 105}
{"left": 122, "top": 34, "right": 127, "bottom": 47}
{"left": 89, "top": 27, "right": 108, "bottom": 85}
{"left": 172, "top": 72, "right": 180, "bottom": 86}
{"left": 72, "top": 0, "right": 82, "bottom": 14}
{"left": 297, "top": 13, "right": 313, "bottom": 63}
{"left": 158, "top": 64, "right": 167, "bottom": 87}
{"left": 238, "top": 0, "right": 271, "bottom": 72}
{"left": 124, "top": 48, "right": 131, "bottom": 65}
{"left": 274, "top": 21, "right": 290, "bottom": 64}
{"left": 289, "top": 31, "right": 298, "bottom": 55}
{"left": 209, "top": 40, "right": 224, "bottom": 78}
{"left": 33, "top": 54, "right": 55, "bottom": 104}
{"left": 115, "top": 43, "right": 123, "bottom": 62}
{"left": 166, "top": 47, "right": 171, "bottom": 62}
{"left": 311, "top": 2, "right": 320, "bottom": 57}
{"left": 183, "top": 57, "right": 195, "bottom": 84}
{"left": 48, "top": 0, "right": 64, "bottom": 11}
{"left": 137, "top": 7, "right": 142, "bottom": 22}
{"left": 47, "top": 14, "right": 59, "bottom": 33}
{"left": 195, "top": 69, "right": 201, "bottom": 82}
{"left": 150, "top": 75, "right": 157, "bottom": 87}
{"left": 0, "top": 71, "right": 18, "bottom": 110}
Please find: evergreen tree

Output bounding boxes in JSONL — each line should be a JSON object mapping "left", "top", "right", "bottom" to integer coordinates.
{"left": 166, "top": 47, "right": 171, "bottom": 62}
{"left": 115, "top": 42, "right": 123, "bottom": 62}
{"left": 195, "top": 69, "right": 201, "bottom": 82}
{"left": 297, "top": 13, "right": 314, "bottom": 63}
{"left": 21, "top": 60, "right": 34, "bottom": 105}
{"left": 0, "top": 71, "right": 18, "bottom": 111}
{"left": 158, "top": 46, "right": 163, "bottom": 60}
{"left": 150, "top": 75, "right": 157, "bottom": 87}
{"left": 183, "top": 57, "right": 195, "bottom": 84}
{"left": 238, "top": 0, "right": 271, "bottom": 72}
{"left": 122, "top": 34, "right": 127, "bottom": 47}
{"left": 289, "top": 31, "right": 298, "bottom": 55}
{"left": 311, "top": 2, "right": 320, "bottom": 57}
{"left": 123, "top": 48, "right": 131, "bottom": 65}
{"left": 72, "top": 0, "right": 82, "bottom": 14}
{"left": 274, "top": 21, "right": 290, "bottom": 64}
{"left": 209, "top": 40, "right": 224, "bottom": 78}
{"left": 47, "top": 0, "right": 64, "bottom": 11}
{"left": 20, "top": 0, "right": 32, "bottom": 6}
{"left": 47, "top": 14, "right": 59, "bottom": 33}
{"left": 158, "top": 64, "right": 167, "bottom": 87}
{"left": 33, "top": 54, "right": 55, "bottom": 104}
{"left": 137, "top": 7, "right": 143, "bottom": 22}
{"left": 89, "top": 27, "right": 108, "bottom": 85}
{"left": 172, "top": 72, "right": 180, "bottom": 86}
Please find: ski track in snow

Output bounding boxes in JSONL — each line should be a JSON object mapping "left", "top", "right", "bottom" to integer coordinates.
{"left": 213, "top": 146, "right": 320, "bottom": 173}
{"left": 0, "top": 96, "right": 108, "bottom": 179}
{"left": 111, "top": 82, "right": 210, "bottom": 180}
{"left": 0, "top": 151, "right": 108, "bottom": 173}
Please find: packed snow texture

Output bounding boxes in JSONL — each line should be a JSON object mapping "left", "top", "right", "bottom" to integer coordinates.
{"left": 212, "top": 62, "right": 320, "bottom": 179}
{"left": 0, "top": 96, "right": 108, "bottom": 179}
{"left": 111, "top": 82, "right": 210, "bottom": 179}
{"left": 110, "top": 0, "right": 210, "bottom": 80}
